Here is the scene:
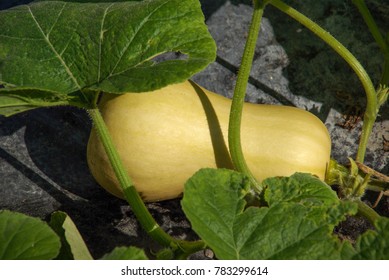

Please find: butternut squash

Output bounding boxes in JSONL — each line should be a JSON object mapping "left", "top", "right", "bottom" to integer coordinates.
{"left": 87, "top": 80, "right": 331, "bottom": 201}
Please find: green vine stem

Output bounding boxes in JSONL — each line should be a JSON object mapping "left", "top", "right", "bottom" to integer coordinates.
{"left": 352, "top": 0, "right": 389, "bottom": 85}
{"left": 269, "top": 0, "right": 378, "bottom": 164}
{"left": 355, "top": 199, "right": 380, "bottom": 225}
{"left": 326, "top": 158, "right": 388, "bottom": 196}
{"left": 228, "top": 0, "right": 268, "bottom": 191}
{"left": 88, "top": 107, "right": 205, "bottom": 256}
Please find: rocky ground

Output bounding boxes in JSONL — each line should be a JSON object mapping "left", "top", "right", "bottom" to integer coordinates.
{"left": 0, "top": 0, "right": 388, "bottom": 259}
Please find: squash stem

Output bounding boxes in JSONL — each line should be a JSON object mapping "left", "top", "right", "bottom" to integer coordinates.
{"left": 354, "top": 199, "right": 380, "bottom": 225}
{"left": 88, "top": 108, "right": 206, "bottom": 255}
{"left": 269, "top": 0, "right": 378, "bottom": 164}
{"left": 228, "top": 0, "right": 268, "bottom": 192}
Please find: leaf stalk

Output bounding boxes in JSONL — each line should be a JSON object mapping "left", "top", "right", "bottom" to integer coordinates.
{"left": 87, "top": 107, "right": 205, "bottom": 256}
{"left": 268, "top": 0, "right": 378, "bottom": 164}
{"left": 228, "top": 0, "right": 268, "bottom": 192}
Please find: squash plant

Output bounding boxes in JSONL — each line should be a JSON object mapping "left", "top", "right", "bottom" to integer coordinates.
{"left": 0, "top": 0, "right": 389, "bottom": 259}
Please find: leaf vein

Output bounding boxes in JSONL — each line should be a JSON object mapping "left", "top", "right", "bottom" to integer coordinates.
{"left": 46, "top": 2, "right": 66, "bottom": 37}
{"left": 98, "top": 3, "right": 115, "bottom": 83}
{"left": 108, "top": 0, "right": 172, "bottom": 77}
{"left": 0, "top": 34, "right": 43, "bottom": 41}
{"left": 27, "top": 5, "right": 81, "bottom": 91}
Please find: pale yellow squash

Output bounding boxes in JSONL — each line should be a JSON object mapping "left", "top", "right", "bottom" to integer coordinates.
{"left": 87, "top": 80, "right": 331, "bottom": 202}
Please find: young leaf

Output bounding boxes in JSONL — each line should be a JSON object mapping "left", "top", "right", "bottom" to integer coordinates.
{"left": 49, "top": 211, "right": 93, "bottom": 260}
{"left": 101, "top": 246, "right": 148, "bottom": 260}
{"left": 182, "top": 169, "right": 357, "bottom": 260}
{"left": 0, "top": 0, "right": 216, "bottom": 116}
{"left": 0, "top": 210, "right": 61, "bottom": 260}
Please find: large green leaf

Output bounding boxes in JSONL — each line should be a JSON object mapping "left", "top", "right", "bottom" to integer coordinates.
{"left": 49, "top": 211, "right": 93, "bottom": 260}
{"left": 101, "top": 246, "right": 149, "bottom": 260}
{"left": 181, "top": 169, "right": 357, "bottom": 260}
{"left": 0, "top": 0, "right": 216, "bottom": 116}
{"left": 0, "top": 210, "right": 61, "bottom": 260}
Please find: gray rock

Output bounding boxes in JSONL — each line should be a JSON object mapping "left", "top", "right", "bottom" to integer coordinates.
{"left": 193, "top": 1, "right": 388, "bottom": 173}
{"left": 193, "top": 1, "right": 324, "bottom": 110}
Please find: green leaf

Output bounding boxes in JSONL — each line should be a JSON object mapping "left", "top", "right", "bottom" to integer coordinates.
{"left": 182, "top": 169, "right": 357, "bottom": 260}
{"left": 0, "top": 0, "right": 216, "bottom": 116}
{"left": 33, "top": 0, "right": 144, "bottom": 3}
{"left": 182, "top": 169, "right": 252, "bottom": 259}
{"left": 156, "top": 248, "right": 174, "bottom": 260}
{"left": 49, "top": 211, "right": 93, "bottom": 260}
{"left": 101, "top": 246, "right": 149, "bottom": 260}
{"left": 351, "top": 217, "right": 389, "bottom": 259}
{"left": 28, "top": 0, "right": 147, "bottom": 16}
{"left": 263, "top": 173, "right": 339, "bottom": 207}
{"left": 0, "top": 88, "right": 80, "bottom": 117}
{"left": 0, "top": 210, "right": 61, "bottom": 260}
